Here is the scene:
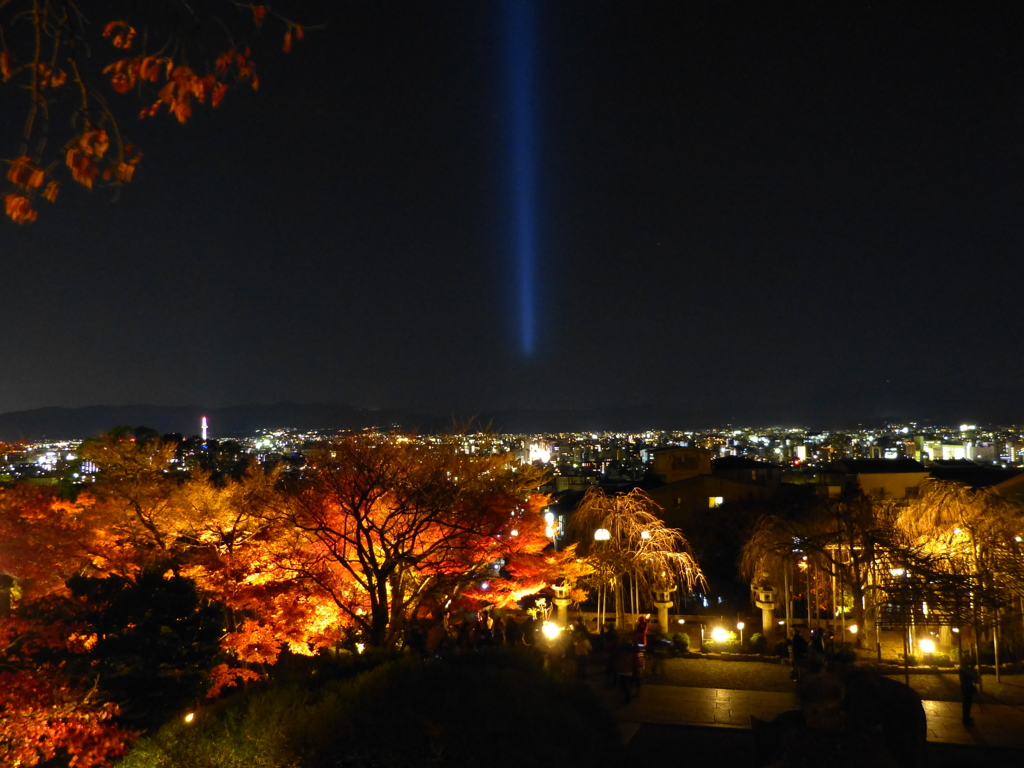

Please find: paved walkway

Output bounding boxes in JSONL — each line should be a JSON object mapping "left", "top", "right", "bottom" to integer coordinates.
{"left": 603, "top": 683, "right": 1024, "bottom": 750}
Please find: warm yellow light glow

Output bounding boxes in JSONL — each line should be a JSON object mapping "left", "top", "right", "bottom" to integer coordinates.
{"left": 510, "top": 529, "right": 519, "bottom": 537}
{"left": 640, "top": 530, "right": 651, "bottom": 540}
{"left": 849, "top": 624, "right": 858, "bottom": 634}
{"left": 677, "top": 618, "right": 685, "bottom": 624}
{"left": 952, "top": 627, "right": 960, "bottom": 633}
{"left": 919, "top": 638, "right": 936, "bottom": 654}
{"left": 890, "top": 568, "right": 904, "bottom": 577}
{"left": 736, "top": 622, "right": 745, "bottom": 630}
{"left": 184, "top": 712, "right": 195, "bottom": 723}
{"left": 541, "top": 621, "right": 561, "bottom": 641}
{"left": 355, "top": 642, "right": 365, "bottom": 654}
{"left": 544, "top": 511, "right": 555, "bottom": 525}
{"left": 778, "top": 620, "right": 785, "bottom": 625}
{"left": 711, "top": 627, "right": 729, "bottom": 643}
{"left": 594, "top": 528, "right": 611, "bottom": 541}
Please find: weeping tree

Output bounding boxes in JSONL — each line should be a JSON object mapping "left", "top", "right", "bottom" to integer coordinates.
{"left": 569, "top": 487, "right": 705, "bottom": 630}
{"left": 740, "top": 497, "right": 899, "bottom": 648}
{"left": 895, "top": 480, "right": 1024, "bottom": 668}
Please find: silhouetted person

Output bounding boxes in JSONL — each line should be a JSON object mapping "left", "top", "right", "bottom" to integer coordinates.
{"left": 959, "top": 658, "right": 978, "bottom": 725}
{"left": 602, "top": 622, "right": 619, "bottom": 687}
{"left": 505, "top": 615, "right": 523, "bottom": 645}
{"left": 521, "top": 614, "right": 537, "bottom": 646}
{"left": 791, "top": 628, "right": 808, "bottom": 679}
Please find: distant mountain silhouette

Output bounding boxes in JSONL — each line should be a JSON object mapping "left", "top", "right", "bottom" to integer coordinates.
{"left": 1, "top": 396, "right": 1018, "bottom": 442}
{"left": 0, "top": 403, "right": 445, "bottom": 441}
{"left": 0, "top": 402, "right": 724, "bottom": 441}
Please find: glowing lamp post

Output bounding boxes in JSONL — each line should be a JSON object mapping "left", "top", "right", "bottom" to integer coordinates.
{"left": 737, "top": 621, "right": 745, "bottom": 649}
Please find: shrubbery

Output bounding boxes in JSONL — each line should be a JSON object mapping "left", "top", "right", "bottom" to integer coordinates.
{"left": 118, "top": 650, "right": 622, "bottom": 768}
{"left": 749, "top": 633, "right": 769, "bottom": 654}
{"left": 671, "top": 632, "right": 690, "bottom": 653}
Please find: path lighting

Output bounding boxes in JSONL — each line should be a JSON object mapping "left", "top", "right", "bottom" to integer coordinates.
{"left": 711, "top": 627, "right": 729, "bottom": 643}
{"left": 184, "top": 712, "right": 195, "bottom": 724}
{"left": 677, "top": 619, "right": 685, "bottom": 625}
{"left": 541, "top": 621, "right": 561, "bottom": 641}
{"left": 594, "top": 528, "right": 611, "bottom": 541}
{"left": 919, "top": 638, "right": 936, "bottom": 654}
{"left": 849, "top": 624, "right": 858, "bottom": 634}
{"left": 737, "top": 621, "right": 745, "bottom": 646}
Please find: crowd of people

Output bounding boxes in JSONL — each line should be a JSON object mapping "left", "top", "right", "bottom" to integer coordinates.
{"left": 402, "top": 610, "right": 661, "bottom": 703}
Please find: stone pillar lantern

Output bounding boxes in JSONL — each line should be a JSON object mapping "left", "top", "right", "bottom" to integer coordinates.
{"left": 652, "top": 585, "right": 676, "bottom": 638}
{"left": 552, "top": 582, "right": 573, "bottom": 629}
{"left": 754, "top": 577, "right": 777, "bottom": 637}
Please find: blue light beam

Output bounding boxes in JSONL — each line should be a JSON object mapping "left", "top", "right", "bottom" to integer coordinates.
{"left": 507, "top": 0, "right": 537, "bottom": 355}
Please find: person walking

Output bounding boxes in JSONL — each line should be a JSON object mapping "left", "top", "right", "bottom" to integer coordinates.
{"left": 601, "top": 622, "right": 619, "bottom": 688}
{"left": 617, "top": 642, "right": 642, "bottom": 703}
{"left": 505, "top": 615, "right": 523, "bottom": 646}
{"left": 573, "top": 630, "right": 592, "bottom": 680}
{"left": 790, "top": 628, "right": 808, "bottom": 679}
{"left": 959, "top": 657, "right": 979, "bottom": 726}
{"left": 634, "top": 615, "right": 649, "bottom": 647}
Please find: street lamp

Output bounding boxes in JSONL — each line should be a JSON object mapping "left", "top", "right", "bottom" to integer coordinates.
{"left": 594, "top": 528, "right": 611, "bottom": 541}
{"left": 737, "top": 621, "right": 745, "bottom": 648}
{"left": 541, "top": 621, "right": 561, "bottom": 641}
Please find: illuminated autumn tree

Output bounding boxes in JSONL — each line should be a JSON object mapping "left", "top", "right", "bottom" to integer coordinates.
{"left": 740, "top": 497, "right": 899, "bottom": 648}
{"left": 570, "top": 487, "right": 705, "bottom": 629}
{"left": 0, "top": 484, "right": 135, "bottom": 766}
{"left": 258, "top": 438, "right": 570, "bottom": 650}
{"left": 2, "top": 1, "right": 313, "bottom": 224}
{"left": 893, "top": 480, "right": 1024, "bottom": 661}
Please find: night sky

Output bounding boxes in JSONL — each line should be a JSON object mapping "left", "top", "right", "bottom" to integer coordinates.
{"left": 3, "top": 2, "right": 1024, "bottom": 426}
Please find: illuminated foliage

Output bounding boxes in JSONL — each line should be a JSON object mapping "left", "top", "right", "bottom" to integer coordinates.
{"left": 1, "top": 1, "right": 313, "bottom": 224}
{"left": 740, "top": 497, "right": 897, "bottom": 643}
{"left": 0, "top": 665, "right": 132, "bottom": 768}
{"left": 570, "top": 487, "right": 705, "bottom": 626}
{"left": 260, "top": 438, "right": 569, "bottom": 650}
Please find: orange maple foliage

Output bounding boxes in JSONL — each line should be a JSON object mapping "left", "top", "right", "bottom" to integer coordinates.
{"left": 0, "top": 484, "right": 107, "bottom": 601}
{"left": 0, "top": 666, "right": 133, "bottom": 768}
{"left": 3, "top": 3, "right": 313, "bottom": 224}
{"left": 4, "top": 193, "right": 37, "bottom": 223}
{"left": 223, "top": 439, "right": 582, "bottom": 650}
